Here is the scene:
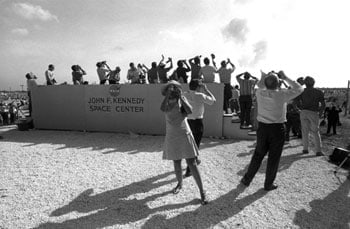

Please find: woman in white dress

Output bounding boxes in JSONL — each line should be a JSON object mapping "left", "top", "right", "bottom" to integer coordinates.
{"left": 160, "top": 80, "right": 208, "bottom": 205}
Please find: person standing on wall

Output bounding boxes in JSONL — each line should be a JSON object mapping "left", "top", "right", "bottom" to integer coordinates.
{"left": 97, "top": 61, "right": 111, "bottom": 85}
{"left": 45, "top": 64, "right": 57, "bottom": 85}
{"left": 183, "top": 80, "right": 216, "bottom": 177}
{"left": 294, "top": 76, "right": 326, "bottom": 156}
{"left": 218, "top": 58, "right": 236, "bottom": 114}
{"left": 241, "top": 71, "right": 303, "bottom": 191}
{"left": 236, "top": 72, "right": 258, "bottom": 128}
{"left": 160, "top": 80, "right": 208, "bottom": 205}
{"left": 175, "top": 60, "right": 191, "bottom": 83}
{"left": 127, "top": 62, "right": 140, "bottom": 84}
{"left": 188, "top": 55, "right": 202, "bottom": 81}
{"left": 158, "top": 55, "right": 173, "bottom": 84}
{"left": 108, "top": 66, "right": 121, "bottom": 84}
{"left": 199, "top": 54, "right": 217, "bottom": 83}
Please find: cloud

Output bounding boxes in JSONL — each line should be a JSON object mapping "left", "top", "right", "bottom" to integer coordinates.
{"left": 222, "top": 18, "right": 249, "bottom": 44}
{"left": 11, "top": 28, "right": 29, "bottom": 36}
{"left": 13, "top": 3, "right": 58, "bottom": 22}
{"left": 251, "top": 40, "right": 268, "bottom": 66}
{"left": 113, "top": 46, "right": 124, "bottom": 51}
{"left": 234, "top": 0, "right": 253, "bottom": 4}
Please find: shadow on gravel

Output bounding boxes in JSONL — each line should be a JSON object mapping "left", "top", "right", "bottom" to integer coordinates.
{"left": 0, "top": 129, "right": 243, "bottom": 154}
{"left": 236, "top": 153, "right": 317, "bottom": 176}
{"left": 142, "top": 183, "right": 267, "bottom": 229}
{"left": 33, "top": 171, "right": 200, "bottom": 229}
{"left": 293, "top": 179, "right": 350, "bottom": 229}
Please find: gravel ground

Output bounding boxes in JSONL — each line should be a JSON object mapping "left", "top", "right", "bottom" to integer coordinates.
{"left": 0, "top": 116, "right": 349, "bottom": 229}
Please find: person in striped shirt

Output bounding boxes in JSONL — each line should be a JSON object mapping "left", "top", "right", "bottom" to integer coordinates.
{"left": 236, "top": 72, "right": 258, "bottom": 129}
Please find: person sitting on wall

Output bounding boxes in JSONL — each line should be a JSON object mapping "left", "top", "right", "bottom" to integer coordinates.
{"left": 137, "top": 63, "right": 147, "bottom": 84}
{"left": 96, "top": 61, "right": 111, "bottom": 85}
{"left": 143, "top": 62, "right": 159, "bottom": 84}
{"left": 175, "top": 59, "right": 191, "bottom": 83}
{"left": 25, "top": 72, "right": 38, "bottom": 116}
{"left": 188, "top": 55, "right": 202, "bottom": 81}
{"left": 72, "top": 65, "right": 87, "bottom": 85}
{"left": 127, "top": 62, "right": 140, "bottom": 84}
{"left": 108, "top": 66, "right": 121, "bottom": 84}
{"left": 158, "top": 55, "right": 173, "bottom": 83}
{"left": 199, "top": 54, "right": 218, "bottom": 83}
{"left": 218, "top": 58, "right": 236, "bottom": 114}
{"left": 45, "top": 64, "right": 57, "bottom": 85}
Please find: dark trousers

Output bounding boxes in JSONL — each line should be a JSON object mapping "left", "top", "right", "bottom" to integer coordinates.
{"left": 187, "top": 119, "right": 203, "bottom": 148}
{"left": 223, "top": 84, "right": 232, "bottom": 113}
{"left": 239, "top": 95, "right": 252, "bottom": 126}
{"left": 327, "top": 119, "right": 337, "bottom": 134}
{"left": 243, "top": 122, "right": 285, "bottom": 188}
{"left": 285, "top": 114, "right": 301, "bottom": 140}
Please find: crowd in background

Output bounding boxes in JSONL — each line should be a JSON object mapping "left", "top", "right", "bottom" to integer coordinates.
{"left": 23, "top": 54, "right": 347, "bottom": 136}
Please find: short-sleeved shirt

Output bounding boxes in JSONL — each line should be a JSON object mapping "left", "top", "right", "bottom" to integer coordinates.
{"left": 97, "top": 67, "right": 110, "bottom": 81}
{"left": 127, "top": 69, "right": 140, "bottom": 83}
{"left": 184, "top": 91, "right": 215, "bottom": 119}
{"left": 218, "top": 68, "right": 234, "bottom": 84}
{"left": 200, "top": 65, "right": 217, "bottom": 83}
{"left": 294, "top": 87, "right": 325, "bottom": 112}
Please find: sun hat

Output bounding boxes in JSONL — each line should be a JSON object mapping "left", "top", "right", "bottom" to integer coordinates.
{"left": 161, "top": 80, "right": 182, "bottom": 96}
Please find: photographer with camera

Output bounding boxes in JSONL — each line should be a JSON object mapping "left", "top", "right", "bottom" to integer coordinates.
{"left": 240, "top": 70, "right": 303, "bottom": 191}
{"left": 96, "top": 61, "right": 111, "bottom": 85}
{"left": 294, "top": 76, "right": 326, "bottom": 156}
{"left": 72, "top": 65, "right": 86, "bottom": 85}
{"left": 158, "top": 55, "right": 173, "bottom": 84}
{"left": 218, "top": 58, "right": 236, "bottom": 114}
{"left": 174, "top": 59, "right": 191, "bottom": 83}
{"left": 236, "top": 71, "right": 258, "bottom": 128}
{"left": 189, "top": 55, "right": 202, "bottom": 81}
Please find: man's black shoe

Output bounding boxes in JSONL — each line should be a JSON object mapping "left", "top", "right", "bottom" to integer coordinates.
{"left": 264, "top": 184, "right": 278, "bottom": 191}
{"left": 240, "top": 177, "right": 250, "bottom": 186}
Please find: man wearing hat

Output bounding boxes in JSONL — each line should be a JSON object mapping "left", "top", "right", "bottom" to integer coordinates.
{"left": 241, "top": 71, "right": 303, "bottom": 191}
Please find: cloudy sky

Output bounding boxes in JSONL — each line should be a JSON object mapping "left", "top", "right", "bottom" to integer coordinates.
{"left": 1, "top": 0, "right": 349, "bottom": 90}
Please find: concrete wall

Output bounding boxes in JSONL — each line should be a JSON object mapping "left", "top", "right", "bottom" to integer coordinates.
{"left": 31, "top": 83, "right": 224, "bottom": 137}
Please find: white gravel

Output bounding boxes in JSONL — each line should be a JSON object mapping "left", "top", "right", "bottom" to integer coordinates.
{"left": 0, "top": 117, "right": 349, "bottom": 229}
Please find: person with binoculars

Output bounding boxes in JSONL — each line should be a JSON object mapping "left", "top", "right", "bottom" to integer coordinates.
{"left": 72, "top": 64, "right": 87, "bottom": 85}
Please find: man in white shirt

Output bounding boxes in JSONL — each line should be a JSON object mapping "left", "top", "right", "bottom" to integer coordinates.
{"left": 183, "top": 80, "right": 216, "bottom": 177}
{"left": 240, "top": 71, "right": 303, "bottom": 191}
{"left": 45, "top": 64, "right": 56, "bottom": 85}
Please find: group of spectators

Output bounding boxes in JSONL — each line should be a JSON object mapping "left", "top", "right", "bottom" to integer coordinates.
{"left": 0, "top": 102, "right": 18, "bottom": 125}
